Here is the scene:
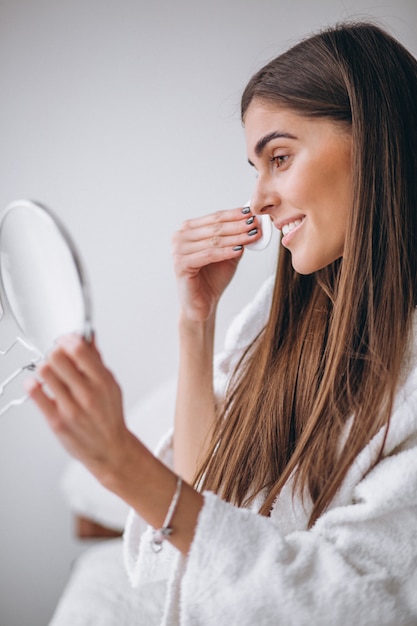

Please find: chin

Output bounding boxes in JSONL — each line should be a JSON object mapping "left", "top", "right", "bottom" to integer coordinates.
{"left": 290, "top": 258, "right": 318, "bottom": 275}
{"left": 290, "top": 252, "right": 342, "bottom": 275}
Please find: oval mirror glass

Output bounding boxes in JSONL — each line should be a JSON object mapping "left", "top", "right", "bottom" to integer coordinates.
{"left": 0, "top": 199, "right": 92, "bottom": 357}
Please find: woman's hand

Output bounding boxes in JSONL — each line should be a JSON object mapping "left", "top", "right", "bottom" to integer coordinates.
{"left": 172, "top": 206, "right": 261, "bottom": 322}
{"left": 25, "top": 333, "right": 205, "bottom": 554}
{"left": 24, "top": 334, "right": 130, "bottom": 487}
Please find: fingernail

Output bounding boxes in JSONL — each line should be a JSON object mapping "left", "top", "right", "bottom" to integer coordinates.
{"left": 233, "top": 245, "right": 243, "bottom": 251}
{"left": 56, "top": 333, "right": 82, "bottom": 351}
{"left": 248, "top": 228, "right": 258, "bottom": 236}
{"left": 241, "top": 206, "right": 251, "bottom": 214}
{"left": 23, "top": 377, "right": 38, "bottom": 393}
{"left": 246, "top": 216, "right": 255, "bottom": 225}
{"left": 57, "top": 333, "right": 77, "bottom": 344}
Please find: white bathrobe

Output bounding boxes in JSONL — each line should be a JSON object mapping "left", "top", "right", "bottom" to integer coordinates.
{"left": 124, "top": 276, "right": 417, "bottom": 625}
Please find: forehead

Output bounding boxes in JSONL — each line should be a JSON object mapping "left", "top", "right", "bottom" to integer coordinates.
{"left": 244, "top": 101, "right": 307, "bottom": 137}
{"left": 244, "top": 101, "right": 351, "bottom": 155}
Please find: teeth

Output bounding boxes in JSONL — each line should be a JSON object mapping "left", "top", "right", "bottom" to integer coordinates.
{"left": 282, "top": 219, "right": 303, "bottom": 236}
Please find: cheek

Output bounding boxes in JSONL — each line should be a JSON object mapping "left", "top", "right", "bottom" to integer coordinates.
{"left": 309, "top": 167, "right": 351, "bottom": 223}
{"left": 284, "top": 169, "right": 315, "bottom": 205}
{"left": 291, "top": 175, "right": 321, "bottom": 212}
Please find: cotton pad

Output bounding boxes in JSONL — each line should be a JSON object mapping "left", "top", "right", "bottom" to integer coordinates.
{"left": 244, "top": 202, "right": 273, "bottom": 251}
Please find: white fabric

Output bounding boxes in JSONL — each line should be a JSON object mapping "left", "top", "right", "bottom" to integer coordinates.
{"left": 50, "top": 277, "right": 275, "bottom": 626}
{"left": 124, "top": 276, "right": 417, "bottom": 625}
{"left": 49, "top": 539, "right": 166, "bottom": 626}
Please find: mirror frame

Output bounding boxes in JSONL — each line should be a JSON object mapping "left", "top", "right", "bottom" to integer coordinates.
{"left": 0, "top": 198, "right": 93, "bottom": 352}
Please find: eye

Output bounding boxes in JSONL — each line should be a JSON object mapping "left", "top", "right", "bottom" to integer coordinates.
{"left": 270, "top": 155, "right": 289, "bottom": 168}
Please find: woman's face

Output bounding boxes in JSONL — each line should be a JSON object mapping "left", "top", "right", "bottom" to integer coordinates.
{"left": 245, "top": 100, "right": 353, "bottom": 274}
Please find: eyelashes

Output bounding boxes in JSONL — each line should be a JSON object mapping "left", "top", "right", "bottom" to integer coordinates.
{"left": 249, "top": 154, "right": 290, "bottom": 178}
{"left": 270, "top": 155, "right": 289, "bottom": 168}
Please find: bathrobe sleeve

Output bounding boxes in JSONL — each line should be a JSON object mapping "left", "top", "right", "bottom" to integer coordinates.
{"left": 177, "top": 386, "right": 417, "bottom": 625}
{"left": 124, "top": 275, "right": 417, "bottom": 624}
{"left": 123, "top": 277, "right": 274, "bottom": 585}
{"left": 123, "top": 275, "right": 417, "bottom": 625}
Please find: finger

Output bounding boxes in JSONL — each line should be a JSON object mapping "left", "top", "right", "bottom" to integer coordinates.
{"left": 173, "top": 221, "right": 261, "bottom": 263}
{"left": 46, "top": 337, "right": 121, "bottom": 418}
{"left": 41, "top": 344, "right": 115, "bottom": 419}
{"left": 42, "top": 345, "right": 92, "bottom": 405}
{"left": 173, "top": 241, "right": 244, "bottom": 277}
{"left": 24, "top": 377, "right": 60, "bottom": 427}
{"left": 36, "top": 357, "right": 82, "bottom": 416}
{"left": 179, "top": 207, "right": 246, "bottom": 232}
{"left": 176, "top": 209, "right": 259, "bottom": 244}
{"left": 177, "top": 226, "right": 258, "bottom": 254}
{"left": 54, "top": 334, "right": 110, "bottom": 385}
{"left": 24, "top": 376, "right": 98, "bottom": 465}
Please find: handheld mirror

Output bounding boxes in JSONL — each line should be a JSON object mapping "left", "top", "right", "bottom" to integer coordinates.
{"left": 0, "top": 199, "right": 92, "bottom": 416}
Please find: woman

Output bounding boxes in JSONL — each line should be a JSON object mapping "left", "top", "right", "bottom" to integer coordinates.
{"left": 26, "top": 21, "right": 417, "bottom": 625}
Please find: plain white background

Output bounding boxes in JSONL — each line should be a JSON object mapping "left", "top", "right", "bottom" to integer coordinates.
{"left": 0, "top": 1, "right": 416, "bottom": 624}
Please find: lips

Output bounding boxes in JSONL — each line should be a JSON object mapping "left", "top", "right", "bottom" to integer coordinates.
{"left": 277, "top": 215, "right": 305, "bottom": 232}
{"left": 276, "top": 215, "right": 306, "bottom": 244}
{"left": 282, "top": 218, "right": 303, "bottom": 236}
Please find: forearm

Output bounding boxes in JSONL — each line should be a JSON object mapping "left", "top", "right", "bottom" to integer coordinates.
{"left": 173, "top": 313, "right": 217, "bottom": 482}
{"left": 105, "top": 429, "right": 204, "bottom": 554}
{"left": 26, "top": 334, "right": 204, "bottom": 557}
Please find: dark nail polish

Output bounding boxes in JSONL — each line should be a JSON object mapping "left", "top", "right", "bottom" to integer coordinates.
{"left": 246, "top": 216, "right": 255, "bottom": 225}
{"left": 248, "top": 228, "right": 258, "bottom": 236}
{"left": 241, "top": 206, "right": 251, "bottom": 214}
{"left": 233, "top": 245, "right": 243, "bottom": 251}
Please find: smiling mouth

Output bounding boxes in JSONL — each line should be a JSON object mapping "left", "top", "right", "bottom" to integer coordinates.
{"left": 281, "top": 217, "right": 305, "bottom": 236}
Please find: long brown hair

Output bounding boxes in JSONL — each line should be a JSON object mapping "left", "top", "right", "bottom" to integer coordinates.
{"left": 195, "top": 22, "right": 417, "bottom": 526}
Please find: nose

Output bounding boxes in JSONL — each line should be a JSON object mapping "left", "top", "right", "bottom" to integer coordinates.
{"left": 250, "top": 175, "right": 280, "bottom": 216}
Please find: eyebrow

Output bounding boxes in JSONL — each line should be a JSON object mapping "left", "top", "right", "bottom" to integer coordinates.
{"left": 248, "top": 130, "right": 298, "bottom": 166}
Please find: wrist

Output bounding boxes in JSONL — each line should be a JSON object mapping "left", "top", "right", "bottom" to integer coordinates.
{"left": 99, "top": 430, "right": 178, "bottom": 524}
{"left": 99, "top": 431, "right": 204, "bottom": 553}
{"left": 98, "top": 429, "right": 151, "bottom": 496}
{"left": 178, "top": 312, "right": 216, "bottom": 339}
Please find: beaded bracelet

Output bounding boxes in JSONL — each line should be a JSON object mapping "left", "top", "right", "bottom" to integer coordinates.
{"left": 151, "top": 476, "right": 183, "bottom": 553}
